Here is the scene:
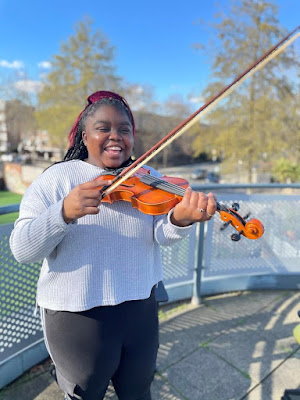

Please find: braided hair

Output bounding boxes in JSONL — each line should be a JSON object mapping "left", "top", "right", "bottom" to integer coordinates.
{"left": 63, "top": 97, "right": 134, "bottom": 162}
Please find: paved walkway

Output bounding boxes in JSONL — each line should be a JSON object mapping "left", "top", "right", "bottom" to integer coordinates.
{"left": 0, "top": 290, "right": 300, "bottom": 400}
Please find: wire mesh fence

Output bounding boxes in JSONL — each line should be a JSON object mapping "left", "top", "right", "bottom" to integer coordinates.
{"left": 0, "top": 188, "right": 300, "bottom": 388}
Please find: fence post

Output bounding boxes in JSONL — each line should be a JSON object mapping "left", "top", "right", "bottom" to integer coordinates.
{"left": 191, "top": 221, "right": 205, "bottom": 305}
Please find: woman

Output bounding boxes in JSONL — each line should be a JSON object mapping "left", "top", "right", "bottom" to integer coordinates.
{"left": 10, "top": 90, "right": 216, "bottom": 400}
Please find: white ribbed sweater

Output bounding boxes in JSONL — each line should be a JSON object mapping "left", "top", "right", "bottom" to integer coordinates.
{"left": 9, "top": 160, "right": 193, "bottom": 311}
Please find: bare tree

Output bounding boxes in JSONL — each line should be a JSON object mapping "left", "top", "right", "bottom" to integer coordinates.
{"left": 193, "top": 0, "right": 299, "bottom": 181}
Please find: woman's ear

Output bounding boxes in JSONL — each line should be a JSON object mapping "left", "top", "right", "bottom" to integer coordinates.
{"left": 82, "top": 131, "right": 87, "bottom": 146}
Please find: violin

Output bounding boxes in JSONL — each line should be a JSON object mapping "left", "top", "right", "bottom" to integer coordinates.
{"left": 94, "top": 168, "right": 264, "bottom": 241}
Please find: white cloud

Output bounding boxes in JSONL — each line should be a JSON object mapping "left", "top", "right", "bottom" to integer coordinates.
{"left": 189, "top": 96, "right": 204, "bottom": 104}
{"left": 39, "top": 72, "right": 48, "bottom": 80}
{"left": 131, "top": 85, "right": 144, "bottom": 95}
{"left": 129, "top": 99, "right": 146, "bottom": 111}
{"left": 16, "top": 70, "right": 26, "bottom": 78}
{"left": 38, "top": 61, "right": 51, "bottom": 69}
{"left": 14, "top": 80, "right": 43, "bottom": 94}
{"left": 0, "top": 60, "right": 24, "bottom": 69}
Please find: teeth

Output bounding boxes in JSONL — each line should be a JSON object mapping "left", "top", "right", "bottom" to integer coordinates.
{"left": 107, "top": 146, "right": 121, "bottom": 151}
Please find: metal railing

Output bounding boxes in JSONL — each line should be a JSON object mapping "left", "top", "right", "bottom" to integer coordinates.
{"left": 1, "top": 184, "right": 300, "bottom": 389}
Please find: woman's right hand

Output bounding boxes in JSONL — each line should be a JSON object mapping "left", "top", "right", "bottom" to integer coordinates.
{"left": 62, "top": 179, "right": 112, "bottom": 223}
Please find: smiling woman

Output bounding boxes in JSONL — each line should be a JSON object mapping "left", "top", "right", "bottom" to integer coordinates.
{"left": 9, "top": 89, "right": 217, "bottom": 400}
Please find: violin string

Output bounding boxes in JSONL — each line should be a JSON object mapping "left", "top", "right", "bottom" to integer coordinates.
{"left": 140, "top": 176, "right": 185, "bottom": 196}
{"left": 135, "top": 170, "right": 227, "bottom": 212}
{"left": 121, "top": 169, "right": 184, "bottom": 195}
{"left": 135, "top": 172, "right": 186, "bottom": 196}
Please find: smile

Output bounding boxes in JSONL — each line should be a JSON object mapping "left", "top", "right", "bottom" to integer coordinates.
{"left": 105, "top": 146, "right": 122, "bottom": 154}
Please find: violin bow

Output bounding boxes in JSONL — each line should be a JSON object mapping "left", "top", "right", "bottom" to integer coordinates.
{"left": 101, "top": 26, "right": 300, "bottom": 196}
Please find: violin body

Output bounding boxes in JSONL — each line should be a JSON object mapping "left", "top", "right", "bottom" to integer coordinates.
{"left": 94, "top": 171, "right": 189, "bottom": 215}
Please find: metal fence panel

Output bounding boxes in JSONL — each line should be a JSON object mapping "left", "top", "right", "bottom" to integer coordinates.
{"left": 0, "top": 224, "right": 43, "bottom": 364}
{"left": 204, "top": 194, "right": 300, "bottom": 277}
{"left": 161, "top": 225, "right": 196, "bottom": 285}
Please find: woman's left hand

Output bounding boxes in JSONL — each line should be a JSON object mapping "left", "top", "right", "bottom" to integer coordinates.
{"left": 171, "top": 188, "right": 217, "bottom": 227}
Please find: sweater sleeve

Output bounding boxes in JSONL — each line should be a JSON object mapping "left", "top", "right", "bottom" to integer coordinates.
{"left": 9, "top": 180, "right": 70, "bottom": 264}
{"left": 153, "top": 209, "right": 195, "bottom": 246}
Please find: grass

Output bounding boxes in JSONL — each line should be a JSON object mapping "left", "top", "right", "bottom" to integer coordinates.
{"left": 0, "top": 191, "right": 23, "bottom": 225}
{"left": 158, "top": 300, "right": 193, "bottom": 321}
{"left": 0, "top": 191, "right": 23, "bottom": 206}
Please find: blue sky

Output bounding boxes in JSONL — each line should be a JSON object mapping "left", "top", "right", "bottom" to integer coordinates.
{"left": 0, "top": 0, "right": 299, "bottom": 106}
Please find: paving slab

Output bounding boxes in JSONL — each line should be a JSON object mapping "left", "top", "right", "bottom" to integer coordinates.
{"left": 202, "top": 290, "right": 292, "bottom": 318}
{"left": 208, "top": 311, "right": 300, "bottom": 385}
{"left": 0, "top": 361, "right": 62, "bottom": 400}
{"left": 157, "top": 307, "right": 241, "bottom": 370}
{"left": 151, "top": 373, "right": 185, "bottom": 400}
{"left": 246, "top": 292, "right": 300, "bottom": 341}
{"left": 33, "top": 381, "right": 64, "bottom": 400}
{"left": 157, "top": 291, "right": 298, "bottom": 372}
{"left": 244, "top": 355, "right": 300, "bottom": 400}
{"left": 157, "top": 292, "right": 277, "bottom": 371}
{"left": 161, "top": 346, "right": 251, "bottom": 400}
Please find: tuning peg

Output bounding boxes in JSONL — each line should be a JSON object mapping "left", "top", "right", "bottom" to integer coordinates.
{"left": 243, "top": 212, "right": 250, "bottom": 220}
{"left": 231, "top": 202, "right": 240, "bottom": 211}
{"left": 231, "top": 233, "right": 241, "bottom": 241}
{"left": 231, "top": 203, "right": 240, "bottom": 211}
{"left": 220, "top": 221, "right": 230, "bottom": 231}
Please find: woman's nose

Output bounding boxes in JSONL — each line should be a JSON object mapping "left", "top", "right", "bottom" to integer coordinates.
{"left": 109, "top": 128, "right": 121, "bottom": 140}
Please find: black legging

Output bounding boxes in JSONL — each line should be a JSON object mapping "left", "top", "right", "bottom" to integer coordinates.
{"left": 42, "top": 288, "right": 159, "bottom": 400}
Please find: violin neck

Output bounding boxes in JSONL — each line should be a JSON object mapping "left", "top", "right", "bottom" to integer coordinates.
{"left": 140, "top": 175, "right": 229, "bottom": 212}
{"left": 139, "top": 174, "right": 185, "bottom": 197}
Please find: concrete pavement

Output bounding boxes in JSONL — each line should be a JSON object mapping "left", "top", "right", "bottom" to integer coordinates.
{"left": 0, "top": 289, "right": 300, "bottom": 400}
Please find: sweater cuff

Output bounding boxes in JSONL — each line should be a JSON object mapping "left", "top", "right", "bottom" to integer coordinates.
{"left": 166, "top": 209, "right": 195, "bottom": 235}
{"left": 56, "top": 199, "right": 71, "bottom": 231}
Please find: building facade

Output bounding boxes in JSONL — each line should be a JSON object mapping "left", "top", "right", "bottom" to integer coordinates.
{"left": 0, "top": 100, "right": 8, "bottom": 153}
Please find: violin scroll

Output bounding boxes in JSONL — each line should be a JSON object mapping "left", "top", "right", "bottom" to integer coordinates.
{"left": 243, "top": 218, "right": 265, "bottom": 240}
{"left": 218, "top": 203, "right": 264, "bottom": 241}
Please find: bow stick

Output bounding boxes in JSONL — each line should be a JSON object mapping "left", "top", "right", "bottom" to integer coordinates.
{"left": 100, "top": 26, "right": 300, "bottom": 197}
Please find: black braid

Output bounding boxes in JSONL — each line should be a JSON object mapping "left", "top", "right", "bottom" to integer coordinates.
{"left": 63, "top": 97, "right": 133, "bottom": 162}
{"left": 63, "top": 135, "right": 88, "bottom": 161}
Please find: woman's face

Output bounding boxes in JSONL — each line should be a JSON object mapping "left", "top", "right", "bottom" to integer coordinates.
{"left": 82, "top": 105, "right": 134, "bottom": 169}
